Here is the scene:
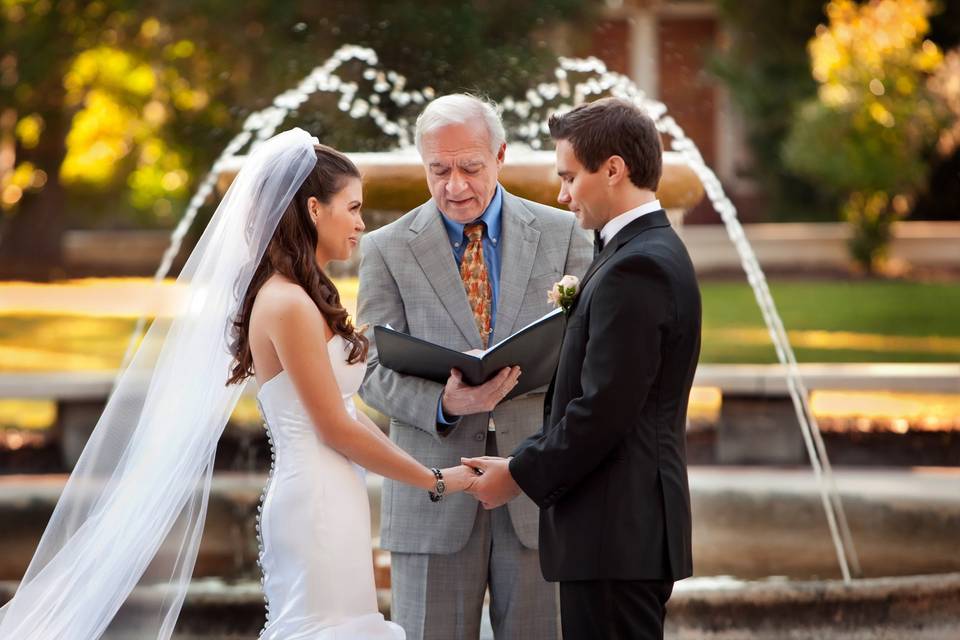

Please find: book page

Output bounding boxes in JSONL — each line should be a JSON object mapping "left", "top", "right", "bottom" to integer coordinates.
{"left": 479, "top": 307, "right": 563, "bottom": 357}
{"left": 384, "top": 324, "right": 484, "bottom": 360}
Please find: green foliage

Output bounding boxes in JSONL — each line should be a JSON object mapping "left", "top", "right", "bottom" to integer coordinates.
{"left": 0, "top": 1, "right": 232, "bottom": 227}
{"left": 782, "top": 0, "right": 951, "bottom": 273}
{"left": 841, "top": 191, "right": 900, "bottom": 271}
{"left": 710, "top": 0, "right": 838, "bottom": 221}
{"left": 1, "top": 0, "right": 595, "bottom": 228}
{"left": 782, "top": 101, "right": 934, "bottom": 195}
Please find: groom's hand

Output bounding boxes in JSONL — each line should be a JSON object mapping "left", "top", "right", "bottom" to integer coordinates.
{"left": 461, "top": 456, "right": 521, "bottom": 509}
{"left": 441, "top": 366, "right": 521, "bottom": 417}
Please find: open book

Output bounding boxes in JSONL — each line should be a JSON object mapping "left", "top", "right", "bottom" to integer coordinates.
{"left": 374, "top": 308, "right": 565, "bottom": 400}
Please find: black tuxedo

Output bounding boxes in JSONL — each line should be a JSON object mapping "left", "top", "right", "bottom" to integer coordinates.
{"left": 509, "top": 210, "right": 701, "bottom": 638}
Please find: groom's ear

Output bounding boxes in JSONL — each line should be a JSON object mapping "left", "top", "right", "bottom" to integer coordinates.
{"left": 606, "top": 155, "right": 628, "bottom": 186}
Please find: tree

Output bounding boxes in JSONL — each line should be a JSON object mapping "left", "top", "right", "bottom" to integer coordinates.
{"left": 0, "top": 0, "right": 595, "bottom": 279}
{"left": 0, "top": 1, "right": 228, "bottom": 277}
{"left": 709, "top": 0, "right": 839, "bottom": 221}
{"left": 782, "top": 0, "right": 953, "bottom": 273}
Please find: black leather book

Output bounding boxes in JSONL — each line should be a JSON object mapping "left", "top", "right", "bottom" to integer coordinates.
{"left": 374, "top": 308, "right": 565, "bottom": 400}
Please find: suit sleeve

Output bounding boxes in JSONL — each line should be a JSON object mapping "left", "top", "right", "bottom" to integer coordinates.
{"left": 357, "top": 234, "right": 453, "bottom": 440}
{"left": 509, "top": 254, "right": 673, "bottom": 508}
{"left": 565, "top": 221, "right": 594, "bottom": 281}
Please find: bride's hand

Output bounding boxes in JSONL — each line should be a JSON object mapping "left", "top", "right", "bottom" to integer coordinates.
{"left": 440, "top": 464, "right": 481, "bottom": 495}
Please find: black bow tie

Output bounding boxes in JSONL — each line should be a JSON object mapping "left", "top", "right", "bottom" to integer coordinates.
{"left": 593, "top": 230, "right": 604, "bottom": 257}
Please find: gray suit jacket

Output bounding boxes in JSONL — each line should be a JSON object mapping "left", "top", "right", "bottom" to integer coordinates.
{"left": 357, "top": 189, "right": 593, "bottom": 554}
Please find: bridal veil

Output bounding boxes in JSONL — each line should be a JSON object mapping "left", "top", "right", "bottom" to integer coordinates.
{"left": 0, "top": 128, "right": 319, "bottom": 639}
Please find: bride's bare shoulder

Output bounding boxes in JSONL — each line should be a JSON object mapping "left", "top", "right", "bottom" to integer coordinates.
{"left": 256, "top": 275, "right": 308, "bottom": 305}
{"left": 252, "top": 276, "right": 325, "bottom": 335}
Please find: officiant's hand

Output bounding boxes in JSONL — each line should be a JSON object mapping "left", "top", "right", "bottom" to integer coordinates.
{"left": 461, "top": 456, "right": 521, "bottom": 509}
{"left": 441, "top": 366, "right": 521, "bottom": 417}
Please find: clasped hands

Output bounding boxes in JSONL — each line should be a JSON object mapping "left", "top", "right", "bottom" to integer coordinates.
{"left": 437, "top": 364, "right": 523, "bottom": 508}
{"left": 440, "top": 457, "right": 521, "bottom": 509}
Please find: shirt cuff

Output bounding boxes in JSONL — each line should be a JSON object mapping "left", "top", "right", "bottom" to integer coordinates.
{"left": 436, "top": 398, "right": 461, "bottom": 426}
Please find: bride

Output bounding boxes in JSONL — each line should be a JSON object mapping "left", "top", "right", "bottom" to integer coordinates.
{"left": 0, "top": 128, "right": 480, "bottom": 639}
{"left": 230, "top": 137, "right": 479, "bottom": 639}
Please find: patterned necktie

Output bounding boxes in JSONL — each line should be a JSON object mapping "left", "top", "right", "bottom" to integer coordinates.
{"left": 460, "top": 222, "right": 492, "bottom": 348}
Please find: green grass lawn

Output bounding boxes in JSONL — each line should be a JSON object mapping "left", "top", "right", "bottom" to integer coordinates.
{"left": 2, "top": 277, "right": 958, "bottom": 431}
{"left": 1, "top": 278, "right": 959, "bottom": 373}
{"left": 701, "top": 280, "right": 960, "bottom": 362}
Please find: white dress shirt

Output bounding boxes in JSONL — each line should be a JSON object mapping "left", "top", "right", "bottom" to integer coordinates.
{"left": 599, "top": 199, "right": 662, "bottom": 247}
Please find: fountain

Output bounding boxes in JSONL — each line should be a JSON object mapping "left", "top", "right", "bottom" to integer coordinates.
{"left": 2, "top": 46, "right": 957, "bottom": 639}
{"left": 200, "top": 44, "right": 860, "bottom": 576}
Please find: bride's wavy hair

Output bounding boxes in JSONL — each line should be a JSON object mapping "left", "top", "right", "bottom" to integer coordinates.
{"left": 227, "top": 144, "right": 368, "bottom": 385}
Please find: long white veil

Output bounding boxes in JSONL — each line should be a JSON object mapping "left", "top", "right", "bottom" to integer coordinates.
{"left": 0, "top": 128, "right": 319, "bottom": 639}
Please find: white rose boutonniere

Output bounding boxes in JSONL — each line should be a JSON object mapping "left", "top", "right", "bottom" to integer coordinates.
{"left": 547, "top": 274, "right": 580, "bottom": 314}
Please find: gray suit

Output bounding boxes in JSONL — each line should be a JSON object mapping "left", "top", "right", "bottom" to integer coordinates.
{"left": 358, "top": 189, "right": 592, "bottom": 639}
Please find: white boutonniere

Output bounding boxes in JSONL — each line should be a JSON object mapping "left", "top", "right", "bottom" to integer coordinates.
{"left": 547, "top": 274, "right": 580, "bottom": 314}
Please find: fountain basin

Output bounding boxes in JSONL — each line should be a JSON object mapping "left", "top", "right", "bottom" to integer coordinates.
{"left": 0, "top": 468, "right": 957, "bottom": 637}
{"left": 0, "top": 468, "right": 956, "bottom": 581}
{"left": 2, "top": 574, "right": 956, "bottom": 639}
{"left": 668, "top": 573, "right": 960, "bottom": 639}
{"left": 217, "top": 148, "right": 704, "bottom": 214}
{"left": 690, "top": 467, "right": 960, "bottom": 579}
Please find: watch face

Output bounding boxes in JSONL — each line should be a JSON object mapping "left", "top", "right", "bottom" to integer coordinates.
{"left": 437, "top": 479, "right": 446, "bottom": 493}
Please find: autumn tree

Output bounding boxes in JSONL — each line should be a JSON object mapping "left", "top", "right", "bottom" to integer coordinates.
{"left": 0, "top": 1, "right": 228, "bottom": 277}
{"left": 783, "top": 0, "right": 953, "bottom": 273}
{"left": 0, "top": 1, "right": 593, "bottom": 279}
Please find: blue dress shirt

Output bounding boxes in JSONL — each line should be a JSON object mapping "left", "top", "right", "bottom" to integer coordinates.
{"left": 437, "top": 184, "right": 504, "bottom": 425}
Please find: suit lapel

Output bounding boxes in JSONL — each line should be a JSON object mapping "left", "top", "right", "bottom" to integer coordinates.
{"left": 577, "top": 210, "right": 671, "bottom": 293}
{"left": 491, "top": 192, "right": 540, "bottom": 344}
{"left": 408, "top": 201, "right": 484, "bottom": 348}
{"left": 576, "top": 236, "right": 618, "bottom": 294}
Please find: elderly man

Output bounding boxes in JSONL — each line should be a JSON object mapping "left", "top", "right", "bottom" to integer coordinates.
{"left": 357, "top": 94, "right": 592, "bottom": 640}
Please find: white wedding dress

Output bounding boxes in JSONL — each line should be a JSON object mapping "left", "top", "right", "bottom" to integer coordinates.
{"left": 255, "top": 334, "right": 405, "bottom": 640}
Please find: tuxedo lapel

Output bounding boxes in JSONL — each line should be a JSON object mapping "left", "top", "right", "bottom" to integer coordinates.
{"left": 408, "top": 201, "right": 484, "bottom": 348}
{"left": 576, "top": 236, "right": 619, "bottom": 295}
{"left": 577, "top": 210, "right": 671, "bottom": 293}
{"left": 491, "top": 193, "right": 540, "bottom": 345}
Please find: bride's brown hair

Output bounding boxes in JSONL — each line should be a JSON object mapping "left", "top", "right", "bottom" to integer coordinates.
{"left": 227, "top": 144, "right": 368, "bottom": 385}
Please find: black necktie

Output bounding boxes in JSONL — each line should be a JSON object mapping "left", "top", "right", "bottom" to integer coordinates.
{"left": 593, "top": 230, "right": 604, "bottom": 258}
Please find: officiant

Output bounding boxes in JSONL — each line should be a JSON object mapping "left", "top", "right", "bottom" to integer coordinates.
{"left": 357, "top": 93, "right": 592, "bottom": 640}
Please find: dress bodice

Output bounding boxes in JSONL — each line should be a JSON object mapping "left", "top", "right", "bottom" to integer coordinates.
{"left": 257, "top": 333, "right": 365, "bottom": 427}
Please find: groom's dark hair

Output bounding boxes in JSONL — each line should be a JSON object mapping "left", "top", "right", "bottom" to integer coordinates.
{"left": 548, "top": 97, "right": 662, "bottom": 191}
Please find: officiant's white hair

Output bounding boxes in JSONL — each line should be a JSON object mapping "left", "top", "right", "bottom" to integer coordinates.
{"left": 415, "top": 93, "right": 506, "bottom": 155}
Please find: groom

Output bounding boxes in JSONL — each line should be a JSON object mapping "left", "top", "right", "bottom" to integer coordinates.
{"left": 465, "top": 97, "right": 702, "bottom": 639}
